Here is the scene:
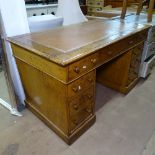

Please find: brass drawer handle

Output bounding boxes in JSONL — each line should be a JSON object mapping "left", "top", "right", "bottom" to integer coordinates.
{"left": 87, "top": 94, "right": 93, "bottom": 99}
{"left": 107, "top": 51, "right": 112, "bottom": 55}
{"left": 85, "top": 108, "right": 92, "bottom": 113}
{"left": 72, "top": 119, "right": 78, "bottom": 125}
{"left": 72, "top": 87, "right": 78, "bottom": 92}
{"left": 88, "top": 78, "right": 94, "bottom": 84}
{"left": 129, "top": 40, "right": 134, "bottom": 44}
{"left": 74, "top": 67, "right": 80, "bottom": 73}
{"left": 91, "top": 58, "right": 97, "bottom": 64}
{"left": 72, "top": 85, "right": 82, "bottom": 92}
{"left": 73, "top": 104, "right": 79, "bottom": 110}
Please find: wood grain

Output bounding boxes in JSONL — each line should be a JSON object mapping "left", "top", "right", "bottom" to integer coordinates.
{"left": 9, "top": 20, "right": 149, "bottom": 144}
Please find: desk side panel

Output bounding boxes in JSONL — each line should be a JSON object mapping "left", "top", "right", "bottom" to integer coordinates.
{"left": 15, "top": 56, "right": 69, "bottom": 139}
{"left": 11, "top": 44, "right": 68, "bottom": 83}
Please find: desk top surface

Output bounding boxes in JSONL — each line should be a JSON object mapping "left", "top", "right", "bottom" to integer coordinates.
{"left": 8, "top": 19, "right": 150, "bottom": 66}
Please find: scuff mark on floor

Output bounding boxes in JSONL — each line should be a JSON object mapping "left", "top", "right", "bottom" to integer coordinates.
{"left": 2, "top": 143, "right": 19, "bottom": 155}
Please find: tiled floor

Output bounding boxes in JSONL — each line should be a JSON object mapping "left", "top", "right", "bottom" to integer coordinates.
{"left": 0, "top": 68, "right": 155, "bottom": 155}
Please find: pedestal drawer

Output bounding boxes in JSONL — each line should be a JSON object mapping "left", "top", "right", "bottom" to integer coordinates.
{"left": 68, "top": 86, "right": 94, "bottom": 133}
{"left": 68, "top": 70, "right": 95, "bottom": 97}
{"left": 126, "top": 43, "right": 143, "bottom": 86}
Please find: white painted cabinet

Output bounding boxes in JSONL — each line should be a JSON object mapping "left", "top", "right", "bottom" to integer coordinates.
{"left": 26, "top": 4, "right": 58, "bottom": 17}
{"left": 47, "top": 6, "right": 57, "bottom": 15}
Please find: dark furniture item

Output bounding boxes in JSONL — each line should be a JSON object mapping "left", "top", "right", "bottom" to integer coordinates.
{"left": 104, "top": 0, "right": 140, "bottom": 7}
{"left": 80, "top": 5, "right": 87, "bottom": 15}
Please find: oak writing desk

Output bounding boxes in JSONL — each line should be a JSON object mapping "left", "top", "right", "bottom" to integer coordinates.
{"left": 8, "top": 20, "right": 150, "bottom": 144}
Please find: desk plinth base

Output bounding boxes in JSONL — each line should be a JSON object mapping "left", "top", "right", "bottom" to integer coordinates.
{"left": 26, "top": 100, "right": 96, "bottom": 145}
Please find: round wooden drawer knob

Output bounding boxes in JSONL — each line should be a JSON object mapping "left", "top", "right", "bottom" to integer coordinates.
{"left": 72, "top": 87, "right": 78, "bottom": 92}
{"left": 129, "top": 40, "right": 134, "bottom": 44}
{"left": 73, "top": 104, "right": 79, "bottom": 110}
{"left": 74, "top": 67, "right": 80, "bottom": 73}
{"left": 88, "top": 78, "right": 94, "bottom": 84}
{"left": 72, "top": 119, "right": 78, "bottom": 125}
{"left": 107, "top": 51, "right": 112, "bottom": 55}
{"left": 87, "top": 94, "right": 93, "bottom": 99}
{"left": 85, "top": 108, "right": 91, "bottom": 113}
{"left": 72, "top": 86, "right": 82, "bottom": 92}
{"left": 91, "top": 58, "right": 97, "bottom": 64}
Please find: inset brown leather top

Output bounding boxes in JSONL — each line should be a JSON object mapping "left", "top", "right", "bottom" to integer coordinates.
{"left": 8, "top": 20, "right": 150, "bottom": 66}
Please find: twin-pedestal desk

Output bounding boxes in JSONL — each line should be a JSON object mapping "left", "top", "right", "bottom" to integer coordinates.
{"left": 9, "top": 20, "right": 150, "bottom": 144}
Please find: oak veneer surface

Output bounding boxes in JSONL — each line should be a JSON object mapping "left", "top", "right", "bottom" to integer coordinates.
{"left": 8, "top": 20, "right": 150, "bottom": 66}
{"left": 8, "top": 19, "right": 150, "bottom": 144}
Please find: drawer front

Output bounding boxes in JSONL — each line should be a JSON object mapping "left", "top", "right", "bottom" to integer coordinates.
{"left": 68, "top": 30, "right": 147, "bottom": 82}
{"left": 128, "top": 30, "right": 147, "bottom": 46}
{"left": 69, "top": 87, "right": 94, "bottom": 116}
{"left": 68, "top": 70, "right": 95, "bottom": 97}
{"left": 127, "top": 71, "right": 137, "bottom": 86}
{"left": 98, "top": 31, "right": 146, "bottom": 66}
{"left": 127, "top": 43, "right": 143, "bottom": 85}
{"left": 69, "top": 87, "right": 94, "bottom": 132}
{"left": 68, "top": 54, "right": 98, "bottom": 81}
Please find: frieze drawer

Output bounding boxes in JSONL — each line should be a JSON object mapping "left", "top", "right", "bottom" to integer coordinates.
{"left": 98, "top": 31, "right": 145, "bottom": 66}
{"left": 68, "top": 54, "right": 98, "bottom": 81}
{"left": 68, "top": 70, "right": 95, "bottom": 97}
{"left": 68, "top": 30, "right": 147, "bottom": 82}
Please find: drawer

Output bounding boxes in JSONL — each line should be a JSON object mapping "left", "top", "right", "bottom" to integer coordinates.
{"left": 69, "top": 86, "right": 94, "bottom": 116}
{"left": 70, "top": 108, "right": 93, "bottom": 132}
{"left": 126, "top": 43, "right": 143, "bottom": 86}
{"left": 69, "top": 87, "right": 94, "bottom": 132}
{"left": 68, "top": 70, "right": 95, "bottom": 97}
{"left": 98, "top": 31, "right": 146, "bottom": 65}
{"left": 68, "top": 54, "right": 98, "bottom": 81}
{"left": 68, "top": 31, "right": 146, "bottom": 82}
{"left": 131, "top": 43, "right": 143, "bottom": 66}
{"left": 127, "top": 69, "right": 138, "bottom": 85}
{"left": 123, "top": 30, "right": 147, "bottom": 48}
